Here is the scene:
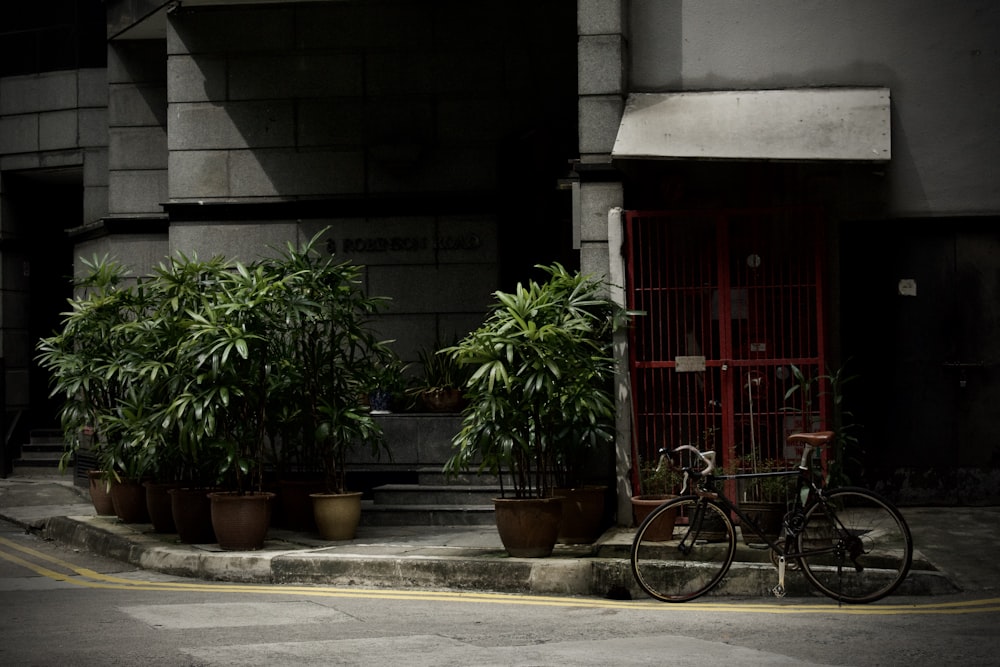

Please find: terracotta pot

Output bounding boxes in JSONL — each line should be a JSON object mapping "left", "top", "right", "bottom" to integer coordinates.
{"left": 87, "top": 470, "right": 116, "bottom": 516}
{"left": 110, "top": 478, "right": 150, "bottom": 523}
{"left": 209, "top": 491, "right": 275, "bottom": 550}
{"left": 144, "top": 481, "right": 181, "bottom": 533}
{"left": 169, "top": 487, "right": 217, "bottom": 544}
{"left": 493, "top": 496, "right": 563, "bottom": 558}
{"left": 631, "top": 495, "right": 678, "bottom": 541}
{"left": 310, "top": 491, "right": 363, "bottom": 541}
{"left": 419, "top": 388, "right": 466, "bottom": 413}
{"left": 554, "top": 485, "right": 608, "bottom": 544}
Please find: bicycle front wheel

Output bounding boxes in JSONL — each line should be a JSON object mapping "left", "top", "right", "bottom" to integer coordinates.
{"left": 797, "top": 487, "right": 913, "bottom": 603}
{"left": 631, "top": 496, "right": 736, "bottom": 602}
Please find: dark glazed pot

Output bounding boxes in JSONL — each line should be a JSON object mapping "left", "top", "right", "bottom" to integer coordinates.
{"left": 169, "top": 487, "right": 216, "bottom": 544}
{"left": 492, "top": 496, "right": 563, "bottom": 558}
{"left": 209, "top": 491, "right": 275, "bottom": 551}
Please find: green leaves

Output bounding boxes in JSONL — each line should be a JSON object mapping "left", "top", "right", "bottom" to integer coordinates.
{"left": 444, "top": 263, "right": 619, "bottom": 497}
{"left": 35, "top": 229, "right": 395, "bottom": 494}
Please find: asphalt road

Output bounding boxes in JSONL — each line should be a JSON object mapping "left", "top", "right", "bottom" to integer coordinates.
{"left": 3, "top": 517, "right": 999, "bottom": 666}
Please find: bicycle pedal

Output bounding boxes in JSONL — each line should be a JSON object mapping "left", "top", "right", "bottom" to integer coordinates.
{"left": 771, "top": 585, "right": 787, "bottom": 598}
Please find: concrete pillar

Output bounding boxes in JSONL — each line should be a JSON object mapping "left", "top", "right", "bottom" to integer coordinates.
{"left": 578, "top": 0, "right": 631, "bottom": 522}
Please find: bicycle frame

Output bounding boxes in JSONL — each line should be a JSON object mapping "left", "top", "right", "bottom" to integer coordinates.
{"left": 684, "top": 465, "right": 836, "bottom": 562}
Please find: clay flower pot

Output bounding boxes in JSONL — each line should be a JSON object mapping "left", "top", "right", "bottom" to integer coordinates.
{"left": 554, "top": 485, "right": 608, "bottom": 544}
{"left": 631, "top": 495, "right": 678, "bottom": 541}
{"left": 169, "top": 487, "right": 216, "bottom": 544}
{"left": 110, "top": 478, "right": 149, "bottom": 523}
{"left": 87, "top": 470, "right": 116, "bottom": 516}
{"left": 493, "top": 496, "right": 563, "bottom": 558}
{"left": 310, "top": 491, "right": 363, "bottom": 541}
{"left": 208, "top": 491, "right": 275, "bottom": 551}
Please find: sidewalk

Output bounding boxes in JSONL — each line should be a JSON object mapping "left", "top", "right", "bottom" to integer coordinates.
{"left": 1, "top": 475, "right": 994, "bottom": 600}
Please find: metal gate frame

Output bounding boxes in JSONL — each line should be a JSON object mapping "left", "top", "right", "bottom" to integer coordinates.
{"left": 624, "top": 209, "right": 829, "bottom": 493}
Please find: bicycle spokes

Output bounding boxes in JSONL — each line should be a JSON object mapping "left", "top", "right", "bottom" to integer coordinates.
{"left": 796, "top": 488, "right": 913, "bottom": 603}
{"left": 630, "top": 497, "right": 737, "bottom": 603}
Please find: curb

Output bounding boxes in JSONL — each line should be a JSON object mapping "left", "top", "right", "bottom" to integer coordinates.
{"left": 39, "top": 515, "right": 959, "bottom": 600}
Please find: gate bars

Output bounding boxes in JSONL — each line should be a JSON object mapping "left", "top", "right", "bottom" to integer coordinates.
{"left": 624, "top": 209, "right": 829, "bottom": 492}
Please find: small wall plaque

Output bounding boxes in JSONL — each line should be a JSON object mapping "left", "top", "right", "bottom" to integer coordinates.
{"left": 675, "top": 355, "right": 707, "bottom": 373}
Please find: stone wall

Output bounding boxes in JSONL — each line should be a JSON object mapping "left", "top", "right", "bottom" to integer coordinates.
{"left": 156, "top": 1, "right": 576, "bottom": 360}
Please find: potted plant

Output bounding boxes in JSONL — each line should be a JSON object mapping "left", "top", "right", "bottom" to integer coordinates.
{"left": 738, "top": 453, "right": 793, "bottom": 545}
{"left": 40, "top": 233, "right": 397, "bottom": 547}
{"left": 299, "top": 286, "right": 396, "bottom": 538}
{"left": 630, "top": 452, "right": 686, "bottom": 539}
{"left": 35, "top": 256, "right": 153, "bottom": 521}
{"left": 784, "top": 362, "right": 861, "bottom": 487}
{"left": 365, "top": 355, "right": 408, "bottom": 415}
{"left": 248, "top": 233, "right": 395, "bottom": 541}
{"left": 170, "top": 241, "right": 392, "bottom": 548}
{"left": 407, "top": 341, "right": 471, "bottom": 413}
{"left": 552, "top": 402, "right": 619, "bottom": 545}
{"left": 119, "top": 254, "right": 238, "bottom": 542}
{"left": 443, "top": 264, "right": 617, "bottom": 557}
{"left": 144, "top": 254, "right": 296, "bottom": 549}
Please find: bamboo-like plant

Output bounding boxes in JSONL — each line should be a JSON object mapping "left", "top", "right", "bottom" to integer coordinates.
{"left": 148, "top": 235, "right": 396, "bottom": 495}
{"left": 91, "top": 253, "right": 230, "bottom": 488}
{"left": 405, "top": 339, "right": 472, "bottom": 412}
{"left": 443, "top": 264, "right": 618, "bottom": 498}
{"left": 783, "top": 361, "right": 861, "bottom": 487}
{"left": 36, "top": 256, "right": 154, "bottom": 485}
{"left": 262, "top": 234, "right": 395, "bottom": 494}
{"left": 39, "top": 231, "right": 398, "bottom": 498}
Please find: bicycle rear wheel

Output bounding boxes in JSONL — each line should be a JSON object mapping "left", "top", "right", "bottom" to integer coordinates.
{"left": 630, "top": 496, "right": 736, "bottom": 602}
{"left": 797, "top": 487, "right": 913, "bottom": 603}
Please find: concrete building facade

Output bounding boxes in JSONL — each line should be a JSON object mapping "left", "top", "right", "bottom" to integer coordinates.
{"left": 2, "top": 1, "right": 998, "bottom": 513}
{"left": 1, "top": 1, "right": 579, "bottom": 476}
{"left": 576, "top": 0, "right": 1000, "bottom": 514}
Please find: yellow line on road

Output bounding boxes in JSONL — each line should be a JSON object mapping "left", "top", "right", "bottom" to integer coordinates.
{"left": 2, "top": 535, "right": 997, "bottom": 615}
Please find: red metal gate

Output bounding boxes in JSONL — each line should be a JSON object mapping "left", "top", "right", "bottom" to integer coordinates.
{"left": 625, "top": 209, "right": 829, "bottom": 491}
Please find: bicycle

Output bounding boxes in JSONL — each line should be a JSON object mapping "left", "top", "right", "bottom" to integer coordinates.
{"left": 630, "top": 431, "right": 913, "bottom": 603}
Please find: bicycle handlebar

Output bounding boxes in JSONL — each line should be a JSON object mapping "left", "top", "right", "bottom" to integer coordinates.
{"left": 672, "top": 444, "right": 716, "bottom": 476}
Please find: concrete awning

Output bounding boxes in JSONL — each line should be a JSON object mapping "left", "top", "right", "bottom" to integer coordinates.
{"left": 612, "top": 88, "right": 891, "bottom": 162}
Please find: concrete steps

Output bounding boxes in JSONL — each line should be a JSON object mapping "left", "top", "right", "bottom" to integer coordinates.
{"left": 11, "top": 430, "right": 68, "bottom": 478}
{"left": 356, "top": 414, "right": 503, "bottom": 527}
{"left": 363, "top": 479, "right": 503, "bottom": 526}
{"left": 360, "top": 500, "right": 496, "bottom": 526}
{"left": 373, "top": 483, "right": 501, "bottom": 506}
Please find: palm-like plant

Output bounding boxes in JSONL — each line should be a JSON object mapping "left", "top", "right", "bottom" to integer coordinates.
{"left": 39, "top": 231, "right": 398, "bottom": 499}
{"left": 36, "top": 256, "right": 153, "bottom": 484}
{"left": 444, "top": 264, "right": 618, "bottom": 499}
{"left": 262, "top": 235, "right": 395, "bottom": 494}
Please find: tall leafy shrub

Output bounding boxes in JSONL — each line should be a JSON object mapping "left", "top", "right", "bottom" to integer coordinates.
{"left": 444, "top": 264, "right": 618, "bottom": 498}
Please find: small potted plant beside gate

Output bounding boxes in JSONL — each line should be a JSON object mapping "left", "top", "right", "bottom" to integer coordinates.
{"left": 631, "top": 453, "right": 685, "bottom": 540}
{"left": 739, "top": 454, "right": 793, "bottom": 545}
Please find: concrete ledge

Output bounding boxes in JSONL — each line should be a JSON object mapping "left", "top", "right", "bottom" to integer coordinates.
{"left": 272, "top": 552, "right": 536, "bottom": 593}
{"left": 38, "top": 515, "right": 958, "bottom": 600}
